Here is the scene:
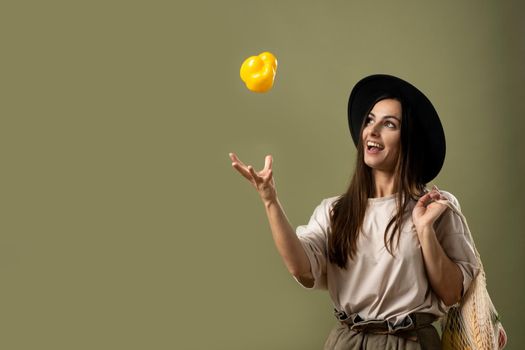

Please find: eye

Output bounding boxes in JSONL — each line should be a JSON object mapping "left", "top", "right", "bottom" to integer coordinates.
{"left": 366, "top": 116, "right": 398, "bottom": 129}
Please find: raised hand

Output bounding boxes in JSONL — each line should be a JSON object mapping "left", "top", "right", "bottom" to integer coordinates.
{"left": 229, "top": 152, "right": 277, "bottom": 204}
{"left": 412, "top": 185, "right": 449, "bottom": 232}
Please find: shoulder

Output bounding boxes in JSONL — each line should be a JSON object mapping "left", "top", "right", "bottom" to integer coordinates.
{"left": 320, "top": 195, "right": 341, "bottom": 212}
{"left": 309, "top": 195, "right": 340, "bottom": 220}
{"left": 323, "top": 195, "right": 340, "bottom": 206}
{"left": 433, "top": 189, "right": 464, "bottom": 228}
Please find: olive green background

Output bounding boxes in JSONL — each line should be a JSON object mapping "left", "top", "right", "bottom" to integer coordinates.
{"left": 2, "top": 0, "right": 523, "bottom": 349}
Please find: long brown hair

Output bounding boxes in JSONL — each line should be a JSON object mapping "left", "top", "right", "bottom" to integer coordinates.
{"left": 328, "top": 93, "right": 427, "bottom": 269}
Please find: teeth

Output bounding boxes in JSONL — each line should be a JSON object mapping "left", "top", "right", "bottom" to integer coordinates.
{"left": 367, "top": 141, "right": 384, "bottom": 149}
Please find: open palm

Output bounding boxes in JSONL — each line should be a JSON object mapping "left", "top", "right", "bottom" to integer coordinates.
{"left": 229, "top": 152, "right": 276, "bottom": 203}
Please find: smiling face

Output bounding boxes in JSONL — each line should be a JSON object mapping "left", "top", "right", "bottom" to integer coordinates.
{"left": 361, "top": 98, "right": 402, "bottom": 173}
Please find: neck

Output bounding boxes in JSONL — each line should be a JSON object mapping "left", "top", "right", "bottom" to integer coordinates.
{"left": 371, "top": 169, "right": 397, "bottom": 198}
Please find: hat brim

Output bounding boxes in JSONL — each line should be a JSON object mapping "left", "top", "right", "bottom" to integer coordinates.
{"left": 347, "top": 74, "right": 446, "bottom": 183}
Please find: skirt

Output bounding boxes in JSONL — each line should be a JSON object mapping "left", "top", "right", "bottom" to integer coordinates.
{"left": 323, "top": 312, "right": 442, "bottom": 350}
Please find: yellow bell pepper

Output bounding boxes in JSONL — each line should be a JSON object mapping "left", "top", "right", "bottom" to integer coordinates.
{"left": 240, "top": 51, "right": 278, "bottom": 93}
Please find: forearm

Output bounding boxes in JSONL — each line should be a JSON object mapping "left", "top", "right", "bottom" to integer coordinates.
{"left": 417, "top": 225, "right": 463, "bottom": 306}
{"left": 264, "top": 197, "right": 312, "bottom": 279}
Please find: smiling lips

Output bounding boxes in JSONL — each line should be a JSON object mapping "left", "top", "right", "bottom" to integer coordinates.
{"left": 366, "top": 140, "right": 384, "bottom": 154}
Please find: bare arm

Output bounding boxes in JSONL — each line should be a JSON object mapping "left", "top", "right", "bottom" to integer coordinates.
{"left": 263, "top": 197, "right": 313, "bottom": 286}
{"left": 417, "top": 225, "right": 463, "bottom": 306}
{"left": 229, "top": 152, "right": 313, "bottom": 285}
{"left": 413, "top": 187, "right": 463, "bottom": 306}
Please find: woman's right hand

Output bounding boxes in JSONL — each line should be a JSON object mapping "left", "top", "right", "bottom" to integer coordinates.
{"left": 229, "top": 152, "right": 277, "bottom": 204}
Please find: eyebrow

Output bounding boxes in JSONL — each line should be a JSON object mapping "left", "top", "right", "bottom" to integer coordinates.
{"left": 368, "top": 112, "right": 400, "bottom": 122}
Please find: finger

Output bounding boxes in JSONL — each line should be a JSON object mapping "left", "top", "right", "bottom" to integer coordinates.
{"left": 232, "top": 162, "right": 254, "bottom": 182}
{"left": 415, "top": 190, "right": 441, "bottom": 209}
{"left": 415, "top": 192, "right": 433, "bottom": 208}
{"left": 264, "top": 155, "right": 273, "bottom": 171}
{"left": 428, "top": 192, "right": 447, "bottom": 206}
{"left": 230, "top": 152, "right": 248, "bottom": 167}
{"left": 499, "top": 325, "right": 507, "bottom": 349}
{"left": 229, "top": 152, "right": 252, "bottom": 177}
{"left": 229, "top": 152, "right": 248, "bottom": 168}
{"left": 263, "top": 169, "right": 273, "bottom": 183}
{"left": 432, "top": 192, "right": 448, "bottom": 203}
{"left": 248, "top": 165, "right": 262, "bottom": 184}
{"left": 429, "top": 191, "right": 441, "bottom": 200}
{"left": 430, "top": 185, "right": 447, "bottom": 199}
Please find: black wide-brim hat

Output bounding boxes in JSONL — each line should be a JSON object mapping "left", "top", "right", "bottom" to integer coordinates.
{"left": 348, "top": 74, "right": 446, "bottom": 184}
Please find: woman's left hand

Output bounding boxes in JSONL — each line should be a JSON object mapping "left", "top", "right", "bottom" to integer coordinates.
{"left": 412, "top": 186, "right": 449, "bottom": 231}
{"left": 498, "top": 323, "right": 507, "bottom": 349}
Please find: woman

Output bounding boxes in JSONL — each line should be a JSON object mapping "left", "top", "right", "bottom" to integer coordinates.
{"left": 229, "top": 74, "right": 507, "bottom": 349}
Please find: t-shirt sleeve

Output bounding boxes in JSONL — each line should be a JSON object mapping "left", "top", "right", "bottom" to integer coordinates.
{"left": 293, "top": 198, "right": 332, "bottom": 290}
{"left": 433, "top": 191, "right": 481, "bottom": 304}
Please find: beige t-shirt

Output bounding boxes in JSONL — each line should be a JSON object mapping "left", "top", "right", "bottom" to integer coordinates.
{"left": 294, "top": 190, "right": 480, "bottom": 327}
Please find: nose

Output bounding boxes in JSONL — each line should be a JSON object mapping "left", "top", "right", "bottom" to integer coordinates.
{"left": 370, "top": 122, "right": 381, "bottom": 136}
